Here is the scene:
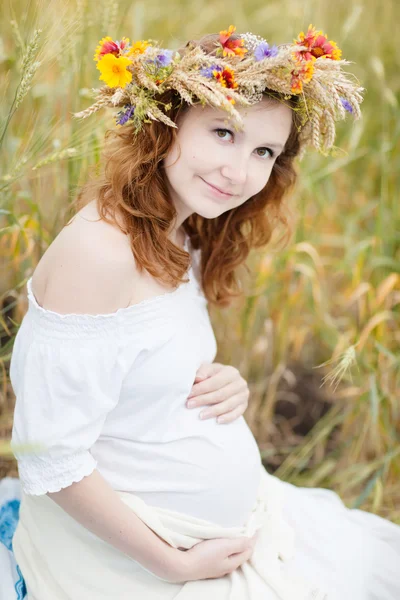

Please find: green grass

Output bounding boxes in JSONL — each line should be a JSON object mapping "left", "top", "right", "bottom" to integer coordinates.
{"left": 0, "top": 0, "right": 399, "bottom": 523}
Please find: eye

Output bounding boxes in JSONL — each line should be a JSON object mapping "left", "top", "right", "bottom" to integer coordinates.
{"left": 255, "top": 147, "right": 275, "bottom": 159}
{"left": 214, "top": 128, "right": 233, "bottom": 141}
{"left": 213, "top": 128, "right": 275, "bottom": 159}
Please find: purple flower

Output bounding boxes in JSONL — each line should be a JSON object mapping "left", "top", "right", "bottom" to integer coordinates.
{"left": 116, "top": 104, "right": 135, "bottom": 125}
{"left": 200, "top": 64, "right": 223, "bottom": 78}
{"left": 254, "top": 41, "right": 278, "bottom": 61}
{"left": 154, "top": 49, "right": 173, "bottom": 67}
{"left": 340, "top": 97, "right": 353, "bottom": 114}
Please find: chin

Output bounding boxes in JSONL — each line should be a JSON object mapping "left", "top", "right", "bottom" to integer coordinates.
{"left": 195, "top": 198, "right": 232, "bottom": 217}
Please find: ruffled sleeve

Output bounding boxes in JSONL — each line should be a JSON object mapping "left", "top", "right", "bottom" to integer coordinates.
{"left": 9, "top": 278, "right": 138, "bottom": 496}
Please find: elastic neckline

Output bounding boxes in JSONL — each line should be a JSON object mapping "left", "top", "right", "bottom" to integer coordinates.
{"left": 26, "top": 233, "right": 193, "bottom": 322}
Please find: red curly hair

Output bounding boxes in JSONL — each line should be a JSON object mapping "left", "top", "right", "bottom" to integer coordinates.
{"left": 73, "top": 32, "right": 302, "bottom": 308}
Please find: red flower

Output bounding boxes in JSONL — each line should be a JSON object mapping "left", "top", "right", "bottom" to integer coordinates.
{"left": 218, "top": 25, "right": 248, "bottom": 58}
{"left": 213, "top": 66, "right": 238, "bottom": 90}
{"left": 94, "top": 36, "right": 130, "bottom": 62}
{"left": 294, "top": 24, "right": 342, "bottom": 62}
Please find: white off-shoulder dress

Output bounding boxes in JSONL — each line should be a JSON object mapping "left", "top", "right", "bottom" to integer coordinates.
{"left": 8, "top": 233, "right": 400, "bottom": 600}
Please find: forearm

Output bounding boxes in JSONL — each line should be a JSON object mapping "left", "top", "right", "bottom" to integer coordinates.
{"left": 46, "top": 468, "right": 186, "bottom": 581}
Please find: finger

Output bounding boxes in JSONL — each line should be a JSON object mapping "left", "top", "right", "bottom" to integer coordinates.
{"left": 200, "top": 395, "right": 247, "bottom": 420}
{"left": 229, "top": 537, "right": 252, "bottom": 555}
{"left": 228, "top": 547, "right": 253, "bottom": 570}
{"left": 190, "top": 381, "right": 241, "bottom": 408}
{"left": 215, "top": 402, "right": 248, "bottom": 423}
{"left": 188, "top": 369, "right": 235, "bottom": 400}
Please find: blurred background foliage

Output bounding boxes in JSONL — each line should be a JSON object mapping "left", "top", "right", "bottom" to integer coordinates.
{"left": 0, "top": 0, "right": 399, "bottom": 522}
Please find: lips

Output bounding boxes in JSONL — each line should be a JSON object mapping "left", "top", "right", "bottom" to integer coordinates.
{"left": 201, "top": 178, "right": 234, "bottom": 196}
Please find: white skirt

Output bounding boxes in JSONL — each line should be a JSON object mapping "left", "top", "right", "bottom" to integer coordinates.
{"left": 11, "top": 464, "right": 400, "bottom": 600}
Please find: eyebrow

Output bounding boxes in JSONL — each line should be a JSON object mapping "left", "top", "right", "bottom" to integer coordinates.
{"left": 210, "top": 117, "right": 285, "bottom": 150}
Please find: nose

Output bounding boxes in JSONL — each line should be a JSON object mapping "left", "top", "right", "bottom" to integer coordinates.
{"left": 220, "top": 153, "right": 248, "bottom": 186}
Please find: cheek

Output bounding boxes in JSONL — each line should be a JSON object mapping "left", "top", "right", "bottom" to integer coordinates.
{"left": 163, "top": 144, "right": 191, "bottom": 184}
{"left": 183, "top": 131, "right": 227, "bottom": 172}
{"left": 188, "top": 141, "right": 219, "bottom": 171}
{"left": 246, "top": 163, "right": 274, "bottom": 197}
{"left": 163, "top": 141, "right": 180, "bottom": 170}
{"left": 167, "top": 142, "right": 206, "bottom": 176}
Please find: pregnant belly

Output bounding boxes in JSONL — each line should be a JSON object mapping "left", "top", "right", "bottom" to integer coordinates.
{"left": 95, "top": 417, "right": 262, "bottom": 528}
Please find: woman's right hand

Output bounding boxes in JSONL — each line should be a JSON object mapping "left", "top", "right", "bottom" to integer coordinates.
{"left": 166, "top": 532, "right": 258, "bottom": 583}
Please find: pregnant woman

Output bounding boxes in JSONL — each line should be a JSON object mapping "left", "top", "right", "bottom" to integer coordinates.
{"left": 9, "top": 25, "right": 400, "bottom": 600}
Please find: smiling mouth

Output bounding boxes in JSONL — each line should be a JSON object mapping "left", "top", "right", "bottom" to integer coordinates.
{"left": 200, "top": 178, "right": 234, "bottom": 197}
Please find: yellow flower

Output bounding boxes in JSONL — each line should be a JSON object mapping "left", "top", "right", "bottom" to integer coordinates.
{"left": 96, "top": 54, "right": 133, "bottom": 89}
{"left": 127, "top": 40, "right": 151, "bottom": 55}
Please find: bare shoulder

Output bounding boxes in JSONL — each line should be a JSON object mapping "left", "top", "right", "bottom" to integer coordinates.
{"left": 31, "top": 199, "right": 137, "bottom": 315}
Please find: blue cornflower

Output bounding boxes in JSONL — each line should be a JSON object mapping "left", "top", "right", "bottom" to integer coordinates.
{"left": 340, "top": 97, "right": 353, "bottom": 114}
{"left": 154, "top": 49, "right": 173, "bottom": 67}
{"left": 254, "top": 42, "right": 279, "bottom": 61}
{"left": 116, "top": 104, "right": 135, "bottom": 125}
{"left": 200, "top": 64, "right": 223, "bottom": 78}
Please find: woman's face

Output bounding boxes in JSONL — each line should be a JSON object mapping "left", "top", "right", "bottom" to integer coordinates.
{"left": 162, "top": 97, "right": 293, "bottom": 226}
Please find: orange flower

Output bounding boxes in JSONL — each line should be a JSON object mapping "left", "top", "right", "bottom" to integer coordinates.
{"left": 218, "top": 25, "right": 248, "bottom": 58}
{"left": 294, "top": 24, "right": 342, "bottom": 62}
{"left": 290, "top": 60, "right": 314, "bottom": 94}
{"left": 290, "top": 77, "right": 303, "bottom": 94}
{"left": 213, "top": 66, "right": 238, "bottom": 90}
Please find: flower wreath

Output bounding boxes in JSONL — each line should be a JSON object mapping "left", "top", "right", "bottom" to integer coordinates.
{"left": 73, "top": 24, "right": 364, "bottom": 156}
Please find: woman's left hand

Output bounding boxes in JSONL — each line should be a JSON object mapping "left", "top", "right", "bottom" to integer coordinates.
{"left": 186, "top": 362, "right": 249, "bottom": 424}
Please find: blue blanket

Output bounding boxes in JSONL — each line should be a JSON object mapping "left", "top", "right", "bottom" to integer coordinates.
{"left": 0, "top": 477, "right": 27, "bottom": 600}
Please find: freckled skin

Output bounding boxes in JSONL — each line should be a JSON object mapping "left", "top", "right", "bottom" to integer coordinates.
{"left": 162, "top": 98, "right": 293, "bottom": 234}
